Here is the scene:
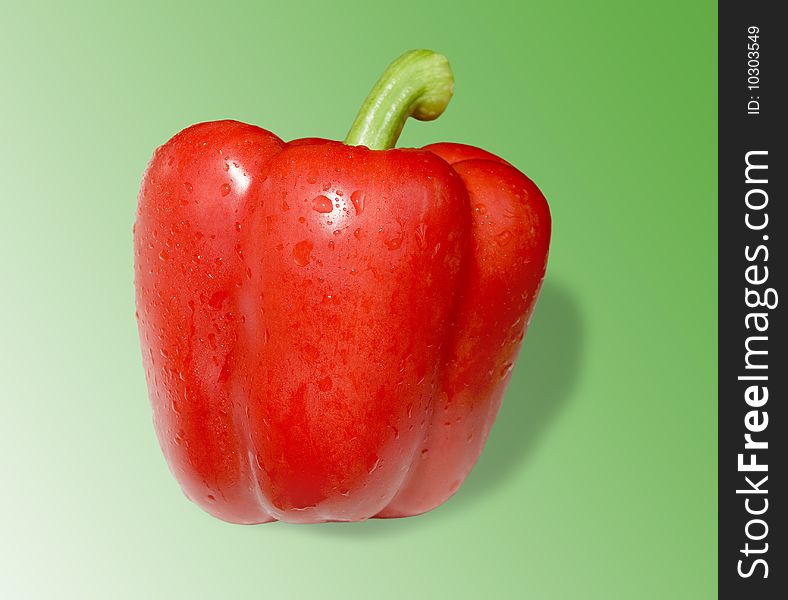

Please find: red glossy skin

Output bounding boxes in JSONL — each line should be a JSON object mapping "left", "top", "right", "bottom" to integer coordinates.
{"left": 134, "top": 121, "right": 550, "bottom": 523}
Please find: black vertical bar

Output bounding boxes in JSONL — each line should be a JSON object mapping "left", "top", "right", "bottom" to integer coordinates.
{"left": 719, "top": 1, "right": 784, "bottom": 598}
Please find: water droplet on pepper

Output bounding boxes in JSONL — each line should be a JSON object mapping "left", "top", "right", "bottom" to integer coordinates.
{"left": 293, "top": 240, "right": 313, "bottom": 266}
{"left": 312, "top": 195, "right": 333, "bottom": 213}
{"left": 495, "top": 230, "right": 513, "bottom": 246}
{"left": 350, "top": 191, "right": 365, "bottom": 215}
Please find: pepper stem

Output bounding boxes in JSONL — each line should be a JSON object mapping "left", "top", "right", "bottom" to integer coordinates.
{"left": 344, "top": 50, "right": 454, "bottom": 150}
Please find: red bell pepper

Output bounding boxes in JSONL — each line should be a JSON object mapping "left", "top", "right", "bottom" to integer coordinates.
{"left": 134, "top": 50, "right": 551, "bottom": 523}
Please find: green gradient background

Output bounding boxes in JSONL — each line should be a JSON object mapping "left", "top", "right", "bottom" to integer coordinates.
{"left": 0, "top": 1, "right": 716, "bottom": 598}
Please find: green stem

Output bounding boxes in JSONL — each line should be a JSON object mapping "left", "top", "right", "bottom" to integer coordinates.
{"left": 344, "top": 50, "right": 454, "bottom": 150}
